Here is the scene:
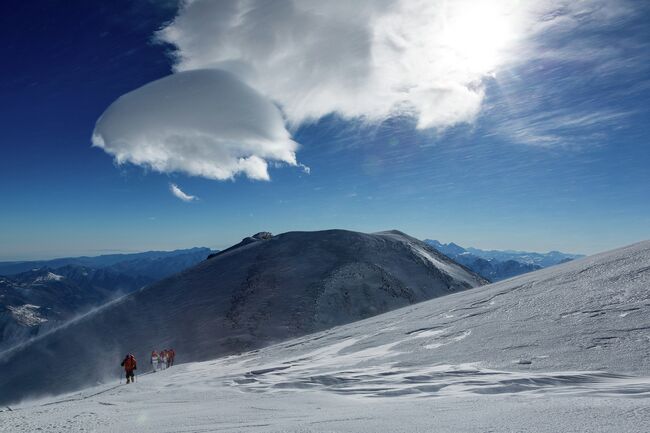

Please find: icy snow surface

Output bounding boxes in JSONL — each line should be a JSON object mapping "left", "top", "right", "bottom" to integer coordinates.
{"left": 0, "top": 240, "right": 649, "bottom": 431}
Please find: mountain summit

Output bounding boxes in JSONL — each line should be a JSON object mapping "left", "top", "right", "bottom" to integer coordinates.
{"left": 0, "top": 229, "right": 485, "bottom": 405}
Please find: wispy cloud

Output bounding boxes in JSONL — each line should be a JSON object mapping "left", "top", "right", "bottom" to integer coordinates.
{"left": 169, "top": 183, "right": 198, "bottom": 202}
{"left": 482, "top": 0, "right": 647, "bottom": 147}
{"left": 492, "top": 107, "right": 634, "bottom": 148}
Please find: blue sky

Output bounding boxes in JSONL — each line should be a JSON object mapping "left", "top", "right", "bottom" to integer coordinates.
{"left": 1, "top": 0, "right": 649, "bottom": 260}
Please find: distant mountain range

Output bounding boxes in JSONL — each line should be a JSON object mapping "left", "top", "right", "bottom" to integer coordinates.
{"left": 0, "top": 247, "right": 214, "bottom": 352}
{"left": 0, "top": 247, "right": 213, "bottom": 277}
{"left": 425, "top": 240, "right": 584, "bottom": 282}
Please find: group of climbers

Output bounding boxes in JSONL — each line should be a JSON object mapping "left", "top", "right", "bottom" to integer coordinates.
{"left": 120, "top": 348, "right": 176, "bottom": 384}
{"left": 151, "top": 348, "right": 175, "bottom": 372}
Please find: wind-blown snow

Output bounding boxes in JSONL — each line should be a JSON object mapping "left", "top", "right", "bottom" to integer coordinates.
{"left": 412, "top": 243, "right": 478, "bottom": 286}
{"left": 1, "top": 240, "right": 649, "bottom": 432}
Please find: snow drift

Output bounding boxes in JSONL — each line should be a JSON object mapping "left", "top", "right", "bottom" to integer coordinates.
{"left": 0, "top": 229, "right": 485, "bottom": 405}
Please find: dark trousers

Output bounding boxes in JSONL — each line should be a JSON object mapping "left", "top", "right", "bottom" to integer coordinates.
{"left": 125, "top": 369, "right": 135, "bottom": 382}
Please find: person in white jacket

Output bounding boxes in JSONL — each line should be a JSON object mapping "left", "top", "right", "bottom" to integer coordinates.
{"left": 159, "top": 350, "right": 167, "bottom": 370}
{"left": 151, "top": 350, "right": 160, "bottom": 372}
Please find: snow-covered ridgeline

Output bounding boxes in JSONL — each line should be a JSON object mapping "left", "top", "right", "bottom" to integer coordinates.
{"left": 0, "top": 229, "right": 486, "bottom": 405}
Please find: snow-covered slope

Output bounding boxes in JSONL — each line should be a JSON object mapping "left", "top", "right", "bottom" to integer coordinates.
{"left": 0, "top": 229, "right": 485, "bottom": 405}
{"left": 1, "top": 240, "right": 648, "bottom": 432}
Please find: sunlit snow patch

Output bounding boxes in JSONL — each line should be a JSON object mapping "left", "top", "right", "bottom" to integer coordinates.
{"left": 7, "top": 305, "right": 48, "bottom": 327}
{"left": 33, "top": 272, "right": 64, "bottom": 283}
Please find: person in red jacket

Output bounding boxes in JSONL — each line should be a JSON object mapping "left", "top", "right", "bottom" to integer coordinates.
{"left": 121, "top": 353, "right": 137, "bottom": 384}
{"left": 169, "top": 348, "right": 175, "bottom": 367}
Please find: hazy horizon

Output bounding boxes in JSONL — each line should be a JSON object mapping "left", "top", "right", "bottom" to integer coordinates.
{"left": 0, "top": 225, "right": 620, "bottom": 262}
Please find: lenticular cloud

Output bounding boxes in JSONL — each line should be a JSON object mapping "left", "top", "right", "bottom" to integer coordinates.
{"left": 92, "top": 69, "right": 299, "bottom": 181}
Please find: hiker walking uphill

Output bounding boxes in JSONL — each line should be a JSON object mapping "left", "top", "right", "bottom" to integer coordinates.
{"left": 159, "top": 350, "right": 167, "bottom": 370}
{"left": 151, "top": 350, "right": 159, "bottom": 372}
{"left": 121, "top": 353, "right": 137, "bottom": 384}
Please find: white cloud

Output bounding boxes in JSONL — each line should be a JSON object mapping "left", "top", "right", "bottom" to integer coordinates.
{"left": 157, "top": 0, "right": 633, "bottom": 132}
{"left": 169, "top": 183, "right": 197, "bottom": 202}
{"left": 92, "top": 69, "right": 299, "bottom": 181}
{"left": 94, "top": 0, "right": 636, "bottom": 184}
{"left": 158, "top": 0, "right": 526, "bottom": 130}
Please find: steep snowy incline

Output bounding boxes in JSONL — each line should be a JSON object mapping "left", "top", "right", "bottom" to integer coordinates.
{"left": 1, "top": 240, "right": 648, "bottom": 432}
{"left": 0, "top": 229, "right": 485, "bottom": 405}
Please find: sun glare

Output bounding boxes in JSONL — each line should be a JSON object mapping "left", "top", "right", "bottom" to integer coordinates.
{"left": 441, "top": 2, "right": 520, "bottom": 75}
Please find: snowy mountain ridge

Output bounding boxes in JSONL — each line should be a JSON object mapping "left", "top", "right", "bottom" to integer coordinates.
{"left": 32, "top": 272, "right": 65, "bottom": 283}
{"left": 424, "top": 239, "right": 585, "bottom": 281}
{"left": 0, "top": 229, "right": 486, "bottom": 406}
{"left": 426, "top": 239, "right": 583, "bottom": 267}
